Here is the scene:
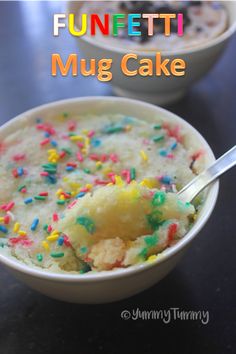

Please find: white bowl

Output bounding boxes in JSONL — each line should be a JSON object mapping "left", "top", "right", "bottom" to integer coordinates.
{"left": 68, "top": 1, "right": 236, "bottom": 105}
{"left": 0, "top": 97, "right": 219, "bottom": 303}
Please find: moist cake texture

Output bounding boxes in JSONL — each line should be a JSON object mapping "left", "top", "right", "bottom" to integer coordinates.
{"left": 0, "top": 111, "right": 206, "bottom": 273}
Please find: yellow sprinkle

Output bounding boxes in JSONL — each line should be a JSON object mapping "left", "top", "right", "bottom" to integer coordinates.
{"left": 115, "top": 175, "right": 124, "bottom": 187}
{"left": 18, "top": 230, "right": 27, "bottom": 237}
{"left": 47, "top": 149, "right": 57, "bottom": 154}
{"left": 42, "top": 240, "right": 50, "bottom": 251}
{"left": 107, "top": 182, "right": 113, "bottom": 187}
{"left": 63, "top": 177, "right": 69, "bottom": 182}
{"left": 81, "top": 148, "right": 87, "bottom": 154}
{"left": 85, "top": 183, "right": 93, "bottom": 190}
{"left": 130, "top": 180, "right": 137, "bottom": 185}
{"left": 102, "top": 167, "right": 112, "bottom": 177}
{"left": 147, "top": 255, "right": 158, "bottom": 263}
{"left": 82, "top": 129, "right": 88, "bottom": 135}
{"left": 139, "top": 178, "right": 155, "bottom": 189}
{"left": 59, "top": 195, "right": 65, "bottom": 200}
{"left": 125, "top": 125, "right": 132, "bottom": 131}
{"left": 47, "top": 234, "right": 59, "bottom": 242}
{"left": 56, "top": 188, "right": 63, "bottom": 196}
{"left": 13, "top": 222, "right": 20, "bottom": 233}
{"left": 96, "top": 161, "right": 102, "bottom": 168}
{"left": 85, "top": 137, "right": 90, "bottom": 147}
{"left": 140, "top": 150, "right": 148, "bottom": 162}
{"left": 70, "top": 135, "right": 83, "bottom": 142}
{"left": 0, "top": 217, "right": 4, "bottom": 223}
{"left": 51, "top": 229, "right": 59, "bottom": 236}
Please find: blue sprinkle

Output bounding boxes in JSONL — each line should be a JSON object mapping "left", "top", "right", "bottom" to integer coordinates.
{"left": 66, "top": 166, "right": 74, "bottom": 172}
{"left": 0, "top": 225, "right": 8, "bottom": 234}
{"left": 57, "top": 236, "right": 64, "bottom": 246}
{"left": 91, "top": 138, "right": 101, "bottom": 147}
{"left": 36, "top": 118, "right": 42, "bottom": 123}
{"left": 170, "top": 141, "right": 178, "bottom": 150}
{"left": 51, "top": 140, "right": 58, "bottom": 147}
{"left": 31, "top": 218, "right": 39, "bottom": 231}
{"left": 17, "top": 167, "right": 24, "bottom": 176}
{"left": 159, "top": 149, "right": 167, "bottom": 157}
{"left": 44, "top": 132, "right": 50, "bottom": 138}
{"left": 122, "top": 116, "right": 134, "bottom": 125}
{"left": 46, "top": 175, "right": 57, "bottom": 184}
{"left": 161, "top": 176, "right": 172, "bottom": 185}
{"left": 75, "top": 192, "right": 86, "bottom": 198}
{"left": 24, "top": 197, "right": 33, "bottom": 204}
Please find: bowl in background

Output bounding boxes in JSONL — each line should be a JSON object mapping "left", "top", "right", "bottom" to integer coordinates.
{"left": 68, "top": 1, "right": 236, "bottom": 105}
{"left": 0, "top": 97, "right": 219, "bottom": 303}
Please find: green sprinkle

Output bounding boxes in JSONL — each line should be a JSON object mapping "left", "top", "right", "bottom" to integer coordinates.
{"left": 80, "top": 261, "right": 92, "bottom": 274}
{"left": 57, "top": 200, "right": 66, "bottom": 205}
{"left": 34, "top": 196, "right": 46, "bottom": 201}
{"left": 152, "top": 191, "right": 166, "bottom": 207}
{"left": 153, "top": 124, "right": 162, "bottom": 130}
{"left": 50, "top": 252, "right": 64, "bottom": 258}
{"left": 68, "top": 132, "right": 76, "bottom": 136}
{"left": 144, "top": 233, "right": 159, "bottom": 247}
{"left": 153, "top": 135, "right": 164, "bottom": 143}
{"left": 104, "top": 124, "right": 124, "bottom": 134}
{"left": 37, "top": 253, "right": 43, "bottom": 262}
{"left": 83, "top": 168, "right": 91, "bottom": 174}
{"left": 146, "top": 210, "right": 162, "bottom": 230}
{"left": 130, "top": 167, "right": 136, "bottom": 181}
{"left": 42, "top": 163, "right": 57, "bottom": 168}
{"left": 63, "top": 112, "right": 69, "bottom": 118}
{"left": 76, "top": 216, "right": 95, "bottom": 234}
{"left": 80, "top": 246, "right": 88, "bottom": 254}
{"left": 139, "top": 248, "right": 148, "bottom": 259}
{"left": 62, "top": 147, "right": 72, "bottom": 155}
{"left": 43, "top": 168, "right": 57, "bottom": 174}
{"left": 18, "top": 184, "right": 26, "bottom": 192}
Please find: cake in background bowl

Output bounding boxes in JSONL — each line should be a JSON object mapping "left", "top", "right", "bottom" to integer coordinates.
{"left": 69, "top": 1, "right": 236, "bottom": 105}
{"left": 79, "top": 1, "right": 228, "bottom": 51}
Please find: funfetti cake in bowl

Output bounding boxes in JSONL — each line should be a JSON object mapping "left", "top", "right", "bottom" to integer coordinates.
{"left": 0, "top": 97, "right": 219, "bottom": 303}
{"left": 68, "top": 1, "right": 236, "bottom": 105}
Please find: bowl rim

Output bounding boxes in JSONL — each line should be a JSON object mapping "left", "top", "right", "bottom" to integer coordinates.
{"left": 0, "top": 96, "right": 219, "bottom": 283}
{"left": 68, "top": 1, "right": 236, "bottom": 56}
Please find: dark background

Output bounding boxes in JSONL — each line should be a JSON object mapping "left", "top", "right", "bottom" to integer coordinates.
{"left": 0, "top": 2, "right": 235, "bottom": 354}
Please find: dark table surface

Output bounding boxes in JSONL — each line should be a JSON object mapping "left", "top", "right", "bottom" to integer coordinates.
{"left": 0, "top": 2, "right": 236, "bottom": 354}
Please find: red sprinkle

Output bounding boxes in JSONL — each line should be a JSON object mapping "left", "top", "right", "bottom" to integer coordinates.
{"left": 63, "top": 235, "right": 72, "bottom": 247}
{"left": 80, "top": 187, "right": 89, "bottom": 193}
{"left": 12, "top": 154, "right": 25, "bottom": 162}
{"left": 4, "top": 215, "right": 10, "bottom": 224}
{"left": 68, "top": 121, "right": 76, "bottom": 131}
{"left": 21, "top": 188, "right": 27, "bottom": 193}
{"left": 59, "top": 151, "right": 66, "bottom": 159}
{"left": 52, "top": 213, "right": 59, "bottom": 222}
{"left": 5, "top": 201, "right": 15, "bottom": 212}
{"left": 100, "top": 154, "right": 108, "bottom": 162}
{"left": 87, "top": 130, "right": 95, "bottom": 138}
{"left": 12, "top": 169, "right": 19, "bottom": 178}
{"left": 47, "top": 225, "right": 53, "bottom": 233}
{"left": 39, "top": 192, "right": 48, "bottom": 197}
{"left": 77, "top": 142, "right": 84, "bottom": 149}
{"left": 110, "top": 153, "right": 119, "bottom": 163}
{"left": 67, "top": 200, "right": 77, "bottom": 209}
{"left": 168, "top": 223, "right": 178, "bottom": 244}
{"left": 67, "top": 162, "right": 77, "bottom": 168}
{"left": 95, "top": 179, "right": 109, "bottom": 185}
{"left": 89, "top": 154, "right": 99, "bottom": 161}
{"left": 76, "top": 152, "right": 84, "bottom": 162}
{"left": 191, "top": 150, "right": 204, "bottom": 161}
{"left": 40, "top": 172, "right": 49, "bottom": 176}
{"left": 40, "top": 138, "right": 50, "bottom": 146}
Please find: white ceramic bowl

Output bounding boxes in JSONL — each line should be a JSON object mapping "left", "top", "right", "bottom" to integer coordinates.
{"left": 0, "top": 97, "right": 219, "bottom": 303}
{"left": 68, "top": 1, "right": 236, "bottom": 105}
